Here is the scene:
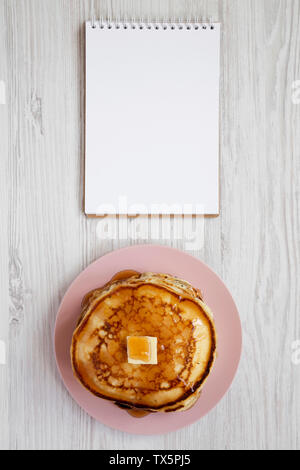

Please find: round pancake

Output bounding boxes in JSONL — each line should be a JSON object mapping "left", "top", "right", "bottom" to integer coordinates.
{"left": 71, "top": 273, "right": 217, "bottom": 412}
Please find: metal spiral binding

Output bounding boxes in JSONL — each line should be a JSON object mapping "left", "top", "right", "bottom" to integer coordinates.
{"left": 90, "top": 18, "right": 217, "bottom": 31}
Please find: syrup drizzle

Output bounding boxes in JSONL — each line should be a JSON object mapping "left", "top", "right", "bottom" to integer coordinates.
{"left": 109, "top": 271, "right": 151, "bottom": 419}
{"left": 110, "top": 270, "right": 141, "bottom": 282}
{"left": 127, "top": 409, "right": 150, "bottom": 418}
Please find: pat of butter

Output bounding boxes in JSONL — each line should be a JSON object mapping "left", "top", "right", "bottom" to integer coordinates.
{"left": 127, "top": 336, "right": 157, "bottom": 365}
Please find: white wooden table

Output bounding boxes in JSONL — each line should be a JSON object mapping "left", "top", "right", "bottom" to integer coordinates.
{"left": 0, "top": 0, "right": 299, "bottom": 450}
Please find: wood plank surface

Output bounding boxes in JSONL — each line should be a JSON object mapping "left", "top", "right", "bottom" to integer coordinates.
{"left": 0, "top": 0, "right": 299, "bottom": 450}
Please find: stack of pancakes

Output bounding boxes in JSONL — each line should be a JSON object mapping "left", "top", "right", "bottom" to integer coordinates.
{"left": 71, "top": 272, "right": 217, "bottom": 413}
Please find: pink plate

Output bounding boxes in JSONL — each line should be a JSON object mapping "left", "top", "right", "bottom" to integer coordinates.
{"left": 54, "top": 245, "right": 242, "bottom": 435}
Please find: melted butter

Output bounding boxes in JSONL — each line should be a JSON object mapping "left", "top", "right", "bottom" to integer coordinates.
{"left": 127, "top": 336, "right": 150, "bottom": 362}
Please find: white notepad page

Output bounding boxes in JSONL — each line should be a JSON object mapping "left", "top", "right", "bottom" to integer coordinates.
{"left": 85, "top": 22, "right": 220, "bottom": 215}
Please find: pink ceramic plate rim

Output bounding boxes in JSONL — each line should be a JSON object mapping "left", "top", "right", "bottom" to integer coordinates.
{"left": 54, "top": 244, "right": 242, "bottom": 435}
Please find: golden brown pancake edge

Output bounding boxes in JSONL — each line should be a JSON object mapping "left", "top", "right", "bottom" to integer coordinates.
{"left": 71, "top": 272, "right": 217, "bottom": 413}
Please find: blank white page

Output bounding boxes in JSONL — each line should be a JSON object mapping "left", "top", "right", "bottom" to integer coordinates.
{"left": 85, "top": 22, "right": 220, "bottom": 215}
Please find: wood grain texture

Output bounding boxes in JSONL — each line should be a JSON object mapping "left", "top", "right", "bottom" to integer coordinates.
{"left": 0, "top": 0, "right": 299, "bottom": 450}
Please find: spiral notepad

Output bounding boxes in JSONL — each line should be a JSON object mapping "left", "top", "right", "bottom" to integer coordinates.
{"left": 85, "top": 20, "right": 221, "bottom": 216}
